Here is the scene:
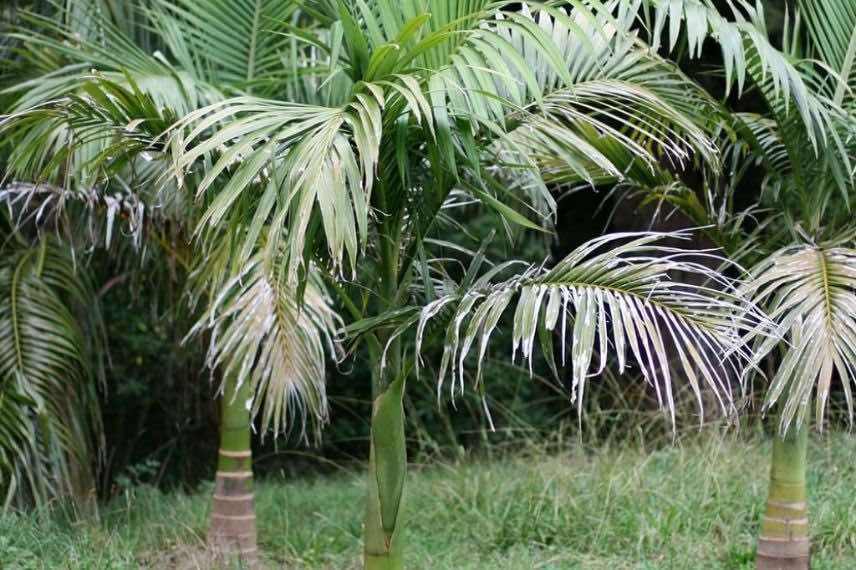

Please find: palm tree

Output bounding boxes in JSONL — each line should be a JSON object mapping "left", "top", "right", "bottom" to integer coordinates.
{"left": 0, "top": 214, "right": 105, "bottom": 511}
{"left": 1, "top": 2, "right": 341, "bottom": 562}
{"left": 611, "top": 2, "right": 856, "bottom": 567}
{"left": 189, "top": 244, "right": 340, "bottom": 562}
{"left": 165, "top": 3, "right": 770, "bottom": 568}
{"left": 744, "top": 244, "right": 856, "bottom": 570}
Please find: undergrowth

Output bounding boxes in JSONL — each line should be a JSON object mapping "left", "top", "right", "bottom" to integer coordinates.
{"left": 2, "top": 431, "right": 855, "bottom": 569}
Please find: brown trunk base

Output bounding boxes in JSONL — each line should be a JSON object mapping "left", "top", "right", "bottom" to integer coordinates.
{"left": 208, "top": 471, "right": 258, "bottom": 567}
{"left": 757, "top": 536, "right": 810, "bottom": 569}
{"left": 756, "top": 541, "right": 810, "bottom": 569}
{"left": 756, "top": 499, "right": 810, "bottom": 570}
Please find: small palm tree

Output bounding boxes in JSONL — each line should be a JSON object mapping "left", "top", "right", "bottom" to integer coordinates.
{"left": 1, "top": 2, "right": 341, "bottom": 562}
{"left": 738, "top": 3, "right": 856, "bottom": 565}
{"left": 745, "top": 244, "right": 856, "bottom": 569}
{"left": 616, "top": 2, "right": 856, "bottom": 567}
{"left": 165, "top": 3, "right": 769, "bottom": 567}
{"left": 189, "top": 244, "right": 340, "bottom": 562}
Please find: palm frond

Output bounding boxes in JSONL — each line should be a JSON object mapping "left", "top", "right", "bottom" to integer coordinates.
{"left": 0, "top": 232, "right": 103, "bottom": 509}
{"left": 745, "top": 244, "right": 856, "bottom": 433}
{"left": 169, "top": 87, "right": 390, "bottom": 275}
{"left": 416, "top": 231, "right": 769, "bottom": 426}
{"left": 189, "top": 250, "right": 342, "bottom": 436}
{"left": 5, "top": 9, "right": 222, "bottom": 114}
{"left": 147, "top": 0, "right": 299, "bottom": 92}
{"left": 642, "top": 0, "right": 839, "bottom": 151}
{"left": 2, "top": 76, "right": 177, "bottom": 189}
{"left": 798, "top": 0, "right": 856, "bottom": 106}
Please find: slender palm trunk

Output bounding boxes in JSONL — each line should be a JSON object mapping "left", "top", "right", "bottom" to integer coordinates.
{"left": 208, "top": 373, "right": 258, "bottom": 566}
{"left": 757, "top": 424, "right": 810, "bottom": 570}
{"left": 364, "top": 373, "right": 406, "bottom": 570}
{"left": 364, "top": 220, "right": 407, "bottom": 570}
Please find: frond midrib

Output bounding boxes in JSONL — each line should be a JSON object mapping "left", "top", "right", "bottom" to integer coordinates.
{"left": 817, "top": 248, "right": 836, "bottom": 338}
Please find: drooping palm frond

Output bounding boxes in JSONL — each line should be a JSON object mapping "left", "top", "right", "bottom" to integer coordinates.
{"left": 745, "top": 244, "right": 856, "bottom": 433}
{"left": 415, "top": 232, "right": 769, "bottom": 426}
{"left": 146, "top": 0, "right": 300, "bottom": 93}
{"left": 1, "top": 76, "right": 178, "bottom": 191}
{"left": 497, "top": 3, "right": 721, "bottom": 178}
{"left": 640, "top": 0, "right": 841, "bottom": 151}
{"left": 0, "top": 230, "right": 104, "bottom": 509}
{"left": 798, "top": 0, "right": 856, "bottom": 106}
{"left": 632, "top": 0, "right": 856, "bottom": 235}
{"left": 189, "top": 248, "right": 342, "bottom": 437}
{"left": 168, "top": 89, "right": 392, "bottom": 275}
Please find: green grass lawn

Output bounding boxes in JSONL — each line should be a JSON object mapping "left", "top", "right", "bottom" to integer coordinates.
{"left": 2, "top": 433, "right": 856, "bottom": 569}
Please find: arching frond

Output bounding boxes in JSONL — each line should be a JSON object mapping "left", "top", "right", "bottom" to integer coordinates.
{"left": 189, "top": 252, "right": 342, "bottom": 436}
{"left": 727, "top": 112, "right": 792, "bottom": 180}
{"left": 0, "top": 232, "right": 103, "bottom": 509}
{"left": 416, "top": 232, "right": 769, "bottom": 426}
{"left": 5, "top": 7, "right": 222, "bottom": 115}
{"left": 745, "top": 244, "right": 856, "bottom": 433}
{"left": 641, "top": 0, "right": 840, "bottom": 151}
{"left": 465, "top": 4, "right": 722, "bottom": 216}
{"left": 1, "top": 76, "right": 177, "bottom": 189}
{"left": 147, "top": 0, "right": 300, "bottom": 92}
{"left": 169, "top": 90, "right": 386, "bottom": 275}
{"left": 799, "top": 0, "right": 856, "bottom": 106}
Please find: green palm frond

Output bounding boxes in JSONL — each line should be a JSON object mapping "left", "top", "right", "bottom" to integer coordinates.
{"left": 745, "top": 244, "right": 856, "bottom": 433}
{"left": 798, "top": 0, "right": 856, "bottom": 106}
{"left": 5, "top": 7, "right": 222, "bottom": 114}
{"left": 416, "top": 231, "right": 769, "bottom": 425}
{"left": 147, "top": 0, "right": 300, "bottom": 92}
{"left": 477, "top": 3, "right": 723, "bottom": 199}
{"left": 0, "top": 232, "right": 103, "bottom": 509}
{"left": 727, "top": 112, "right": 792, "bottom": 180}
{"left": 642, "top": 0, "right": 839, "bottom": 151}
{"left": 721, "top": 101, "right": 856, "bottom": 229}
{"left": 189, "top": 251, "right": 342, "bottom": 436}
{"left": 169, "top": 89, "right": 389, "bottom": 274}
{"left": 2, "top": 76, "right": 177, "bottom": 188}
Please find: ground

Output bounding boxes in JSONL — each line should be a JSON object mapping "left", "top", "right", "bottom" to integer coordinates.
{"left": 2, "top": 433, "right": 855, "bottom": 569}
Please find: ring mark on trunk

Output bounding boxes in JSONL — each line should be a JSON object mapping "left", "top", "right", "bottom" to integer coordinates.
{"left": 762, "top": 516, "right": 809, "bottom": 525}
{"left": 218, "top": 449, "right": 253, "bottom": 458}
{"left": 213, "top": 493, "right": 254, "bottom": 501}
{"left": 766, "top": 500, "right": 807, "bottom": 510}
{"left": 216, "top": 470, "right": 253, "bottom": 478}
{"left": 211, "top": 513, "right": 257, "bottom": 520}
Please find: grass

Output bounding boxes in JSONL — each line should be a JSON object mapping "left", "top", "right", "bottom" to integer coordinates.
{"left": 2, "top": 432, "right": 856, "bottom": 569}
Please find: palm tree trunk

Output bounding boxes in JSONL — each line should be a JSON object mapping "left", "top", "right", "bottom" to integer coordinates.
{"left": 363, "top": 210, "right": 408, "bottom": 570}
{"left": 208, "top": 373, "right": 258, "bottom": 566}
{"left": 757, "top": 424, "right": 810, "bottom": 570}
{"left": 364, "top": 373, "right": 406, "bottom": 570}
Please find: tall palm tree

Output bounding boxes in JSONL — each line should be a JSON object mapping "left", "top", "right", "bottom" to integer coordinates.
{"left": 165, "top": 3, "right": 771, "bottom": 568}
{"left": 612, "top": 2, "right": 856, "bottom": 568}
{"left": 1, "top": 2, "right": 341, "bottom": 562}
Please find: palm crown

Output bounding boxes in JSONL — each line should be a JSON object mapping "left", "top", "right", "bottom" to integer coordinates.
{"left": 631, "top": 0, "right": 856, "bottom": 431}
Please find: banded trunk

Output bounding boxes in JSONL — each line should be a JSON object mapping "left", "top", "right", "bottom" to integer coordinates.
{"left": 364, "top": 375, "right": 406, "bottom": 570}
{"left": 757, "top": 425, "right": 810, "bottom": 570}
{"left": 208, "top": 374, "right": 258, "bottom": 566}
